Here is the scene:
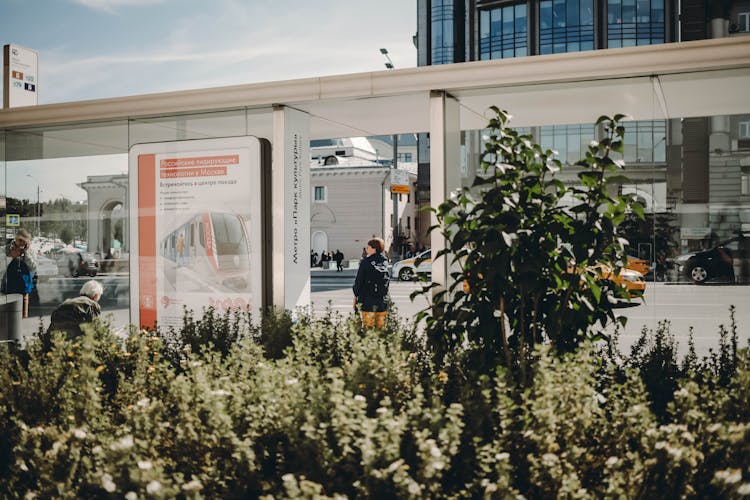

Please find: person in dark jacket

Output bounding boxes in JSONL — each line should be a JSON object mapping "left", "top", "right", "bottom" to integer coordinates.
{"left": 353, "top": 237, "right": 390, "bottom": 329}
{"left": 334, "top": 249, "right": 344, "bottom": 272}
{"left": 1, "top": 229, "right": 37, "bottom": 318}
{"left": 47, "top": 280, "right": 103, "bottom": 341}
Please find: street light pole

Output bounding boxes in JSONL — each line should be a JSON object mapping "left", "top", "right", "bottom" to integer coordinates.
{"left": 26, "top": 174, "right": 40, "bottom": 237}
{"left": 380, "top": 48, "right": 400, "bottom": 260}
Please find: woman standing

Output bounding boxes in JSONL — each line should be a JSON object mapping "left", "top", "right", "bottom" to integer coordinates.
{"left": 353, "top": 238, "right": 390, "bottom": 329}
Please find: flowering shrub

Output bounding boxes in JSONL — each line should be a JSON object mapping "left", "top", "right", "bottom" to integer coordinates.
{"left": 0, "top": 309, "right": 748, "bottom": 498}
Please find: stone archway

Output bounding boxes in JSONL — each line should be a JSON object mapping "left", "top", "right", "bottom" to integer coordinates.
{"left": 79, "top": 174, "right": 128, "bottom": 257}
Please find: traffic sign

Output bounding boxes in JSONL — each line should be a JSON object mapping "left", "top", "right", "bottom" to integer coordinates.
{"left": 6, "top": 214, "right": 21, "bottom": 226}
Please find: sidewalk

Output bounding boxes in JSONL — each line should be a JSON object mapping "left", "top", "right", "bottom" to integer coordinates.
{"left": 310, "top": 267, "right": 358, "bottom": 279}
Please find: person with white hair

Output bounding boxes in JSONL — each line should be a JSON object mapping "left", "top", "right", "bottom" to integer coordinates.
{"left": 47, "top": 280, "right": 104, "bottom": 339}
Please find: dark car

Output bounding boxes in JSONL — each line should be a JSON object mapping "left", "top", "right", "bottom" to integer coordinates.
{"left": 674, "top": 235, "right": 750, "bottom": 284}
{"left": 57, "top": 251, "right": 99, "bottom": 277}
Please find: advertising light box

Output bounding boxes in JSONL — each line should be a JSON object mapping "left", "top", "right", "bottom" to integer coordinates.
{"left": 3, "top": 44, "right": 38, "bottom": 108}
{"left": 129, "top": 137, "right": 270, "bottom": 329}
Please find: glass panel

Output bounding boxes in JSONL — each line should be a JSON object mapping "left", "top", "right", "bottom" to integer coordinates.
{"left": 540, "top": 0, "right": 595, "bottom": 54}
{"left": 129, "top": 109, "right": 246, "bottom": 146}
{"left": 608, "top": 0, "right": 664, "bottom": 47}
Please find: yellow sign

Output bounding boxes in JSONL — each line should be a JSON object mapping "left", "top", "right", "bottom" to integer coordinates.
{"left": 390, "top": 169, "right": 410, "bottom": 193}
{"left": 6, "top": 214, "right": 21, "bottom": 226}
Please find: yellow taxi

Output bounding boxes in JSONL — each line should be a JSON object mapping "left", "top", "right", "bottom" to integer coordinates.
{"left": 626, "top": 255, "right": 651, "bottom": 276}
{"left": 588, "top": 263, "right": 646, "bottom": 298}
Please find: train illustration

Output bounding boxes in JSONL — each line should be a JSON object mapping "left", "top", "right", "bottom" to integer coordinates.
{"left": 161, "top": 212, "right": 251, "bottom": 292}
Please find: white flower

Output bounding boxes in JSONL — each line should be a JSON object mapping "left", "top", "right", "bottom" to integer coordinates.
{"left": 681, "top": 431, "right": 695, "bottom": 443}
{"left": 181, "top": 479, "right": 203, "bottom": 492}
{"left": 137, "top": 460, "right": 153, "bottom": 470}
{"left": 433, "top": 461, "right": 445, "bottom": 470}
{"left": 72, "top": 428, "right": 87, "bottom": 440}
{"left": 136, "top": 398, "right": 150, "bottom": 407}
{"left": 101, "top": 473, "right": 116, "bottom": 493}
{"left": 124, "top": 492, "right": 138, "bottom": 500}
{"left": 111, "top": 435, "right": 134, "bottom": 451}
{"left": 708, "top": 423, "right": 722, "bottom": 433}
{"left": 354, "top": 395, "right": 366, "bottom": 402}
{"left": 667, "top": 446, "right": 683, "bottom": 459}
{"left": 189, "top": 361, "right": 202, "bottom": 368}
{"left": 50, "top": 441, "right": 62, "bottom": 456}
{"left": 430, "top": 445, "right": 442, "bottom": 458}
{"left": 386, "top": 459, "right": 404, "bottom": 473}
{"left": 606, "top": 456, "right": 619, "bottom": 467}
{"left": 210, "top": 389, "right": 229, "bottom": 397}
{"left": 715, "top": 469, "right": 743, "bottom": 485}
{"left": 18, "top": 459, "right": 29, "bottom": 472}
{"left": 655, "top": 441, "right": 667, "bottom": 450}
{"left": 285, "top": 378, "right": 299, "bottom": 386}
{"left": 146, "top": 480, "right": 162, "bottom": 494}
{"left": 737, "top": 483, "right": 750, "bottom": 495}
{"left": 674, "top": 388, "right": 689, "bottom": 398}
{"left": 495, "top": 452, "right": 510, "bottom": 461}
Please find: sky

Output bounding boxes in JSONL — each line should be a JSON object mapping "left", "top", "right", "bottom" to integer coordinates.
{"left": 1, "top": 0, "right": 417, "bottom": 202}
{"left": 0, "top": 0, "right": 417, "bottom": 104}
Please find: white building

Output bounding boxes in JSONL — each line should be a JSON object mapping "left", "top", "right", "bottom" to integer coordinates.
{"left": 310, "top": 136, "right": 418, "bottom": 264}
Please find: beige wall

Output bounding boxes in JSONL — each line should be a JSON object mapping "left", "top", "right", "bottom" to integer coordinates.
{"left": 310, "top": 165, "right": 417, "bottom": 263}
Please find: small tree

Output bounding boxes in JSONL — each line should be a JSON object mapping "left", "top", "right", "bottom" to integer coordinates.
{"left": 420, "top": 108, "right": 644, "bottom": 384}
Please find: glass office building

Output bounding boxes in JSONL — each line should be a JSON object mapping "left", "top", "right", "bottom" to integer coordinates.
{"left": 414, "top": 0, "right": 750, "bottom": 351}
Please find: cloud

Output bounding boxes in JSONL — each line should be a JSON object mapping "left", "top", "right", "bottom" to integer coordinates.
{"left": 71, "top": 0, "right": 167, "bottom": 14}
{"left": 40, "top": 1, "right": 416, "bottom": 102}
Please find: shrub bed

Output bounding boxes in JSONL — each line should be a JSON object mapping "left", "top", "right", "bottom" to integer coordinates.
{"left": 0, "top": 308, "right": 748, "bottom": 498}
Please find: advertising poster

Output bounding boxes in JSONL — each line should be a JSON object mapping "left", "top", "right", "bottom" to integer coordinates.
{"left": 129, "top": 137, "right": 267, "bottom": 330}
{"left": 3, "top": 44, "right": 38, "bottom": 108}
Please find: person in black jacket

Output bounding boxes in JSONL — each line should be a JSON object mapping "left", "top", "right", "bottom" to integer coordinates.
{"left": 47, "top": 280, "right": 103, "bottom": 342}
{"left": 353, "top": 237, "right": 390, "bottom": 328}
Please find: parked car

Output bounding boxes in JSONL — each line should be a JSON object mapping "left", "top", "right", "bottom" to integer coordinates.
{"left": 391, "top": 250, "right": 431, "bottom": 281}
{"left": 56, "top": 250, "right": 99, "bottom": 277}
{"left": 674, "top": 235, "right": 750, "bottom": 284}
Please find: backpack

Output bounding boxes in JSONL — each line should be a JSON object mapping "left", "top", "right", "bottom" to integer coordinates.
{"left": 368, "top": 259, "right": 390, "bottom": 298}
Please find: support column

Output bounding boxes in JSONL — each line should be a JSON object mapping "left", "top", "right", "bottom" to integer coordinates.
{"left": 272, "top": 106, "right": 311, "bottom": 311}
{"left": 429, "top": 91, "right": 461, "bottom": 297}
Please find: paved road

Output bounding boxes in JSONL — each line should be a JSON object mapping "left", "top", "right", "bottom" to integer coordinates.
{"left": 310, "top": 270, "right": 750, "bottom": 358}
{"left": 12, "top": 270, "right": 750, "bottom": 358}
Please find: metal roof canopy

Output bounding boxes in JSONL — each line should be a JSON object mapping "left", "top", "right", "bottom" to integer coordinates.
{"left": 0, "top": 37, "right": 749, "bottom": 141}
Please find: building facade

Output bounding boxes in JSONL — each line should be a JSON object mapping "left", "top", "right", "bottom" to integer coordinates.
{"left": 309, "top": 137, "right": 418, "bottom": 264}
{"left": 416, "top": 0, "right": 750, "bottom": 273}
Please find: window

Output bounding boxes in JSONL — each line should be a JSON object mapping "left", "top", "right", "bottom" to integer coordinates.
{"left": 740, "top": 121, "right": 750, "bottom": 139}
{"left": 479, "top": 3, "right": 527, "bottom": 60}
{"left": 738, "top": 12, "right": 750, "bottom": 32}
{"left": 397, "top": 152, "right": 412, "bottom": 162}
{"left": 617, "top": 120, "right": 667, "bottom": 163}
{"left": 540, "top": 124, "right": 596, "bottom": 164}
{"left": 432, "top": 0, "right": 457, "bottom": 64}
{"left": 540, "top": 0, "right": 594, "bottom": 54}
{"left": 314, "top": 186, "right": 327, "bottom": 202}
{"left": 742, "top": 175, "right": 750, "bottom": 196}
{"left": 607, "top": 0, "right": 665, "bottom": 48}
